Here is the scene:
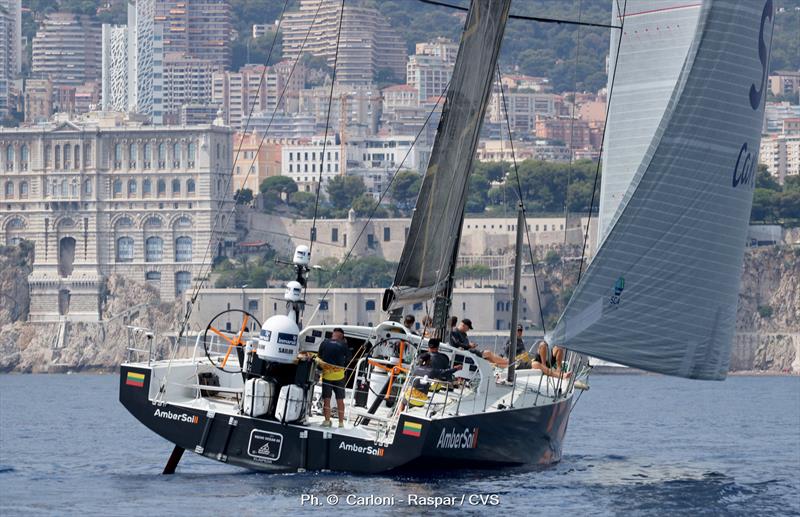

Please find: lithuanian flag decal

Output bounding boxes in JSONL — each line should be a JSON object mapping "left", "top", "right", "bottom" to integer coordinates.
{"left": 126, "top": 371, "right": 145, "bottom": 388}
{"left": 402, "top": 421, "right": 422, "bottom": 437}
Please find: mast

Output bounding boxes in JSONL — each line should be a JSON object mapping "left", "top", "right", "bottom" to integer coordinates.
{"left": 507, "top": 203, "right": 524, "bottom": 383}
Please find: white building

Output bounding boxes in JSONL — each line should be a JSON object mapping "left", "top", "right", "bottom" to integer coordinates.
{"left": 760, "top": 134, "right": 800, "bottom": 183}
{"left": 0, "top": 112, "right": 235, "bottom": 322}
{"left": 0, "top": 0, "right": 21, "bottom": 117}
{"left": 100, "top": 0, "right": 166, "bottom": 123}
{"left": 406, "top": 53, "right": 453, "bottom": 102}
{"left": 281, "top": 136, "right": 343, "bottom": 193}
{"left": 487, "top": 87, "right": 558, "bottom": 134}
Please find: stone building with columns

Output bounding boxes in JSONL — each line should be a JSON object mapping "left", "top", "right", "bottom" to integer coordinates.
{"left": 0, "top": 112, "right": 235, "bottom": 322}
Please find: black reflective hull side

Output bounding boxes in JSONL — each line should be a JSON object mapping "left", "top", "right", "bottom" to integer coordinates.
{"left": 120, "top": 366, "right": 572, "bottom": 474}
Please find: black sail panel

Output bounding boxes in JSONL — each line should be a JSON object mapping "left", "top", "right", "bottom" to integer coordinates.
{"left": 384, "top": 0, "right": 512, "bottom": 311}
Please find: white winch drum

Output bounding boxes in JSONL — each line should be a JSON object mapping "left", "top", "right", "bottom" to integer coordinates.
{"left": 255, "top": 314, "right": 300, "bottom": 364}
{"left": 367, "top": 367, "right": 389, "bottom": 409}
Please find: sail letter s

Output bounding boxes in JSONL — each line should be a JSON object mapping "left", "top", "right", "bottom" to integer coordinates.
{"left": 748, "top": 0, "right": 773, "bottom": 110}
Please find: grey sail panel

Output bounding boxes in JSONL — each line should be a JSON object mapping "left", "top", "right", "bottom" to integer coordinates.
{"left": 384, "top": 0, "right": 512, "bottom": 311}
{"left": 548, "top": 0, "right": 774, "bottom": 380}
{"left": 598, "top": 1, "right": 703, "bottom": 245}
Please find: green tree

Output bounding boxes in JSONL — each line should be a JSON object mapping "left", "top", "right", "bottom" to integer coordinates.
{"left": 352, "top": 193, "right": 388, "bottom": 218}
{"left": 234, "top": 188, "right": 253, "bottom": 205}
{"left": 390, "top": 171, "right": 422, "bottom": 211}
{"left": 327, "top": 176, "right": 365, "bottom": 211}
{"left": 288, "top": 191, "right": 317, "bottom": 218}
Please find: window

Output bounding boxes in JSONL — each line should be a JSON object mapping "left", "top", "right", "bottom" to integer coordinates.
{"left": 365, "top": 300, "right": 376, "bottom": 311}
{"left": 4, "top": 181, "right": 13, "bottom": 198}
{"left": 173, "top": 142, "right": 181, "bottom": 167}
{"left": 114, "top": 143, "right": 122, "bottom": 168}
{"left": 186, "top": 179, "right": 195, "bottom": 194}
{"left": 158, "top": 142, "right": 166, "bottom": 167}
{"left": 319, "top": 300, "right": 329, "bottom": 311}
{"left": 145, "top": 271, "right": 161, "bottom": 282}
{"left": 413, "top": 303, "right": 423, "bottom": 311}
{"left": 367, "top": 234, "right": 375, "bottom": 249}
{"left": 113, "top": 179, "right": 122, "bottom": 195}
{"left": 128, "top": 179, "right": 137, "bottom": 194}
{"left": 6, "top": 145, "right": 13, "bottom": 169}
{"left": 83, "top": 180, "right": 92, "bottom": 195}
{"left": 44, "top": 145, "right": 50, "bottom": 167}
{"left": 248, "top": 300, "right": 259, "bottom": 313}
{"left": 129, "top": 143, "right": 137, "bottom": 167}
{"left": 145, "top": 236, "right": 163, "bottom": 262}
{"left": 74, "top": 145, "right": 80, "bottom": 169}
{"left": 143, "top": 143, "right": 152, "bottom": 166}
{"left": 143, "top": 179, "right": 152, "bottom": 195}
{"left": 83, "top": 143, "right": 91, "bottom": 167}
{"left": 187, "top": 142, "right": 196, "bottom": 166}
{"left": 383, "top": 227, "right": 391, "bottom": 242}
{"left": 331, "top": 228, "right": 338, "bottom": 242}
{"left": 157, "top": 179, "right": 166, "bottom": 195}
{"left": 116, "top": 237, "right": 134, "bottom": 262}
{"left": 175, "top": 236, "right": 192, "bottom": 262}
{"left": 175, "top": 271, "right": 191, "bottom": 295}
{"left": 171, "top": 179, "right": 180, "bottom": 194}
{"left": 20, "top": 145, "right": 28, "bottom": 169}
{"left": 19, "top": 181, "right": 28, "bottom": 198}
{"left": 55, "top": 145, "right": 61, "bottom": 169}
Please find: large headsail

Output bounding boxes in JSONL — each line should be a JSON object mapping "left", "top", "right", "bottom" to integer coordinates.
{"left": 382, "top": 0, "right": 512, "bottom": 312}
{"left": 598, "top": 1, "right": 703, "bottom": 244}
{"left": 548, "top": 0, "right": 774, "bottom": 380}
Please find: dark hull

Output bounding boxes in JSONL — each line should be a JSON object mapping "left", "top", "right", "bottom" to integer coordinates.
{"left": 120, "top": 366, "right": 572, "bottom": 473}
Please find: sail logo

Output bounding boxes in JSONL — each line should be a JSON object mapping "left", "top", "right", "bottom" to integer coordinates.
{"left": 153, "top": 408, "right": 199, "bottom": 424}
{"left": 748, "top": 0, "right": 774, "bottom": 110}
{"left": 732, "top": 142, "right": 756, "bottom": 189}
{"left": 610, "top": 277, "right": 625, "bottom": 305}
{"left": 436, "top": 427, "right": 479, "bottom": 449}
{"left": 338, "top": 441, "right": 385, "bottom": 456}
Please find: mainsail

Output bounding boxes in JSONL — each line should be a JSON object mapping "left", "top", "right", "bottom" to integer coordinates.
{"left": 383, "top": 0, "right": 512, "bottom": 311}
{"left": 548, "top": 0, "right": 774, "bottom": 380}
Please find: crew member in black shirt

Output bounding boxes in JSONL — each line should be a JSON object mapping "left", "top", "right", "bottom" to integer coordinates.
{"left": 316, "top": 328, "right": 351, "bottom": 427}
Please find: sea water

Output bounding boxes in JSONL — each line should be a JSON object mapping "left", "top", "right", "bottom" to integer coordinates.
{"left": 1, "top": 374, "right": 798, "bottom": 516}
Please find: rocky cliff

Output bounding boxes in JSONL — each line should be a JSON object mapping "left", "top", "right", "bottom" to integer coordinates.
{"left": 0, "top": 245, "right": 796, "bottom": 373}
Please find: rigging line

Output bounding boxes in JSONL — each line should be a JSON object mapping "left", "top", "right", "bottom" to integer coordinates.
{"left": 304, "top": 86, "right": 449, "bottom": 324}
{"left": 561, "top": 0, "right": 583, "bottom": 296}
{"left": 575, "top": 0, "right": 628, "bottom": 287}
{"left": 497, "top": 65, "right": 547, "bottom": 334}
{"left": 172, "top": 0, "right": 291, "bottom": 348}
{"left": 417, "top": 0, "right": 621, "bottom": 30}
{"left": 308, "top": 0, "right": 345, "bottom": 258}
{"left": 185, "top": 0, "right": 292, "bottom": 310}
{"left": 186, "top": 0, "right": 323, "bottom": 314}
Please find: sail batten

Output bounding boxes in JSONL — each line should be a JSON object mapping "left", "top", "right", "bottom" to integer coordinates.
{"left": 549, "top": 0, "right": 774, "bottom": 380}
{"left": 384, "top": 0, "right": 512, "bottom": 311}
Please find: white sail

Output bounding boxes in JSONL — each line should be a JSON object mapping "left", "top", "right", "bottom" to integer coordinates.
{"left": 548, "top": 0, "right": 775, "bottom": 380}
{"left": 598, "top": 1, "right": 703, "bottom": 244}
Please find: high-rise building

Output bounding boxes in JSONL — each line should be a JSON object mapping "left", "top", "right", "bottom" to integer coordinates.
{"left": 0, "top": 112, "right": 235, "bottom": 321}
{"left": 154, "top": 0, "right": 232, "bottom": 70}
{"left": 101, "top": 1, "right": 165, "bottom": 123}
{"left": 31, "top": 13, "right": 102, "bottom": 88}
{"left": 101, "top": 24, "right": 129, "bottom": 112}
{"left": 212, "top": 62, "right": 305, "bottom": 130}
{"left": 406, "top": 53, "right": 453, "bottom": 102}
{"left": 161, "top": 53, "right": 220, "bottom": 123}
{"left": 0, "top": 0, "right": 21, "bottom": 116}
{"left": 281, "top": 0, "right": 406, "bottom": 85}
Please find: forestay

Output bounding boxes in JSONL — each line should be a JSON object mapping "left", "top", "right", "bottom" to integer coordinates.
{"left": 383, "top": 0, "right": 512, "bottom": 311}
{"left": 548, "top": 0, "right": 775, "bottom": 380}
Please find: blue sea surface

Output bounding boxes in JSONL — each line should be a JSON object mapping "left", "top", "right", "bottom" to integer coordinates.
{"left": 1, "top": 373, "right": 798, "bottom": 516}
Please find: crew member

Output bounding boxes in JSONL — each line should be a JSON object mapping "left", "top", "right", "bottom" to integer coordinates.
{"left": 504, "top": 325, "right": 531, "bottom": 369}
{"left": 315, "top": 328, "right": 351, "bottom": 427}
{"left": 532, "top": 340, "right": 570, "bottom": 379}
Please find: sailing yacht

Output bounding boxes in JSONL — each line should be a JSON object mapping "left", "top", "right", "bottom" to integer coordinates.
{"left": 119, "top": 0, "right": 774, "bottom": 473}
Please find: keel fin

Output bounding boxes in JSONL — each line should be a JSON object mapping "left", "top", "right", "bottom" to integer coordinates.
{"left": 163, "top": 445, "right": 185, "bottom": 475}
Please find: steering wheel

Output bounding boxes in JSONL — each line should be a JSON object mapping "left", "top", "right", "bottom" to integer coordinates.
{"left": 366, "top": 337, "right": 417, "bottom": 400}
{"left": 202, "top": 309, "right": 262, "bottom": 374}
